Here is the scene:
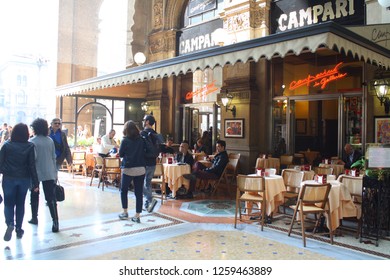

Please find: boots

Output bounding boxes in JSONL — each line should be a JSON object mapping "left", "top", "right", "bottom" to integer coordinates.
{"left": 48, "top": 201, "right": 59, "bottom": 232}
{"left": 28, "top": 191, "right": 39, "bottom": 225}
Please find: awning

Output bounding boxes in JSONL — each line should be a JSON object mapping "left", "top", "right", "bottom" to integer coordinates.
{"left": 56, "top": 22, "right": 390, "bottom": 96}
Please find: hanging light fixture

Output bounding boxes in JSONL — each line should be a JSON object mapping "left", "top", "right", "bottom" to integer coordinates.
{"left": 134, "top": 52, "right": 146, "bottom": 66}
{"left": 373, "top": 78, "right": 390, "bottom": 114}
{"left": 141, "top": 101, "right": 150, "bottom": 112}
{"left": 221, "top": 90, "right": 236, "bottom": 118}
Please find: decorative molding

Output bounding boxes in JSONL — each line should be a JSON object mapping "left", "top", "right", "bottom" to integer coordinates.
{"left": 153, "top": 0, "right": 164, "bottom": 29}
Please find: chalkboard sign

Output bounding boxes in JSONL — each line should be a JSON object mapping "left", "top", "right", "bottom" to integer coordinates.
{"left": 367, "top": 144, "right": 390, "bottom": 168}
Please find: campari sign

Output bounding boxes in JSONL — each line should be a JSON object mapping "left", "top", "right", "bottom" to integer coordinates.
{"left": 271, "top": 0, "right": 365, "bottom": 34}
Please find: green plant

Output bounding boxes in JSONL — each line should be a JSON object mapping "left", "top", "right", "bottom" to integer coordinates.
{"left": 350, "top": 156, "right": 365, "bottom": 170}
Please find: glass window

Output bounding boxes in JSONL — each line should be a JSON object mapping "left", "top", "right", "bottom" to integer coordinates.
{"left": 113, "top": 100, "right": 125, "bottom": 123}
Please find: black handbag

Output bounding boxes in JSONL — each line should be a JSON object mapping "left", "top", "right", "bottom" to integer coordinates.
{"left": 55, "top": 180, "right": 65, "bottom": 202}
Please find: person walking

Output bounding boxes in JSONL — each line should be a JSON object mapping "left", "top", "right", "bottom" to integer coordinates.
{"left": 28, "top": 118, "right": 60, "bottom": 232}
{"left": 140, "top": 115, "right": 162, "bottom": 213}
{"left": 49, "top": 118, "right": 72, "bottom": 170}
{"left": 0, "top": 123, "right": 39, "bottom": 241}
{"left": 118, "top": 121, "right": 146, "bottom": 223}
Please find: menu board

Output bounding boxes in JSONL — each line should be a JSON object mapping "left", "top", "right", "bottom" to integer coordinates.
{"left": 367, "top": 146, "right": 390, "bottom": 168}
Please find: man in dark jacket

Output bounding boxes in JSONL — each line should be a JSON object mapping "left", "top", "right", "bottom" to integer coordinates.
{"left": 49, "top": 118, "right": 72, "bottom": 170}
{"left": 341, "top": 143, "right": 363, "bottom": 169}
{"left": 140, "top": 115, "right": 163, "bottom": 212}
{"left": 183, "top": 140, "right": 229, "bottom": 197}
{"left": 175, "top": 142, "right": 194, "bottom": 167}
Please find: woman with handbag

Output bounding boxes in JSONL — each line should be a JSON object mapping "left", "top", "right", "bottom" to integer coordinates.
{"left": 0, "top": 123, "right": 39, "bottom": 241}
{"left": 29, "top": 118, "right": 60, "bottom": 232}
{"left": 118, "top": 121, "right": 147, "bottom": 223}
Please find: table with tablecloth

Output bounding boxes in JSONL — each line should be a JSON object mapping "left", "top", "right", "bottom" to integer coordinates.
{"left": 300, "top": 180, "right": 358, "bottom": 232}
{"left": 248, "top": 174, "right": 286, "bottom": 215}
{"left": 163, "top": 163, "right": 191, "bottom": 197}
{"left": 319, "top": 163, "right": 345, "bottom": 177}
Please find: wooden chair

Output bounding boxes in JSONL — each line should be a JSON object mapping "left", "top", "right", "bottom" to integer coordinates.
{"left": 151, "top": 163, "right": 166, "bottom": 204}
{"left": 90, "top": 156, "right": 104, "bottom": 187}
{"left": 101, "top": 157, "right": 121, "bottom": 191}
{"left": 338, "top": 175, "right": 363, "bottom": 238}
{"left": 71, "top": 151, "right": 87, "bottom": 178}
{"left": 224, "top": 153, "right": 241, "bottom": 196}
{"left": 288, "top": 183, "right": 333, "bottom": 247}
{"left": 205, "top": 164, "right": 229, "bottom": 196}
{"left": 235, "top": 175, "right": 266, "bottom": 231}
{"left": 280, "top": 154, "right": 293, "bottom": 169}
{"left": 314, "top": 166, "right": 334, "bottom": 175}
{"left": 255, "top": 157, "right": 280, "bottom": 174}
{"left": 281, "top": 169, "right": 304, "bottom": 214}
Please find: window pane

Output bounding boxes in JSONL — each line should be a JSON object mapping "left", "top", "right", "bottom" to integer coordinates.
{"left": 113, "top": 100, "right": 125, "bottom": 123}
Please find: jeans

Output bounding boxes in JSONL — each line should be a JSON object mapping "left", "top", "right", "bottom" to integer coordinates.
{"left": 120, "top": 173, "right": 145, "bottom": 214}
{"left": 2, "top": 177, "right": 31, "bottom": 229}
{"left": 143, "top": 165, "right": 156, "bottom": 203}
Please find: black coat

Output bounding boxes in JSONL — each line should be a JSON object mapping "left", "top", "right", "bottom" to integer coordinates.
{"left": 342, "top": 150, "right": 362, "bottom": 169}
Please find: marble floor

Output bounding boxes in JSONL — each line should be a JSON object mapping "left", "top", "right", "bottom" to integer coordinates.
{"left": 0, "top": 172, "right": 388, "bottom": 261}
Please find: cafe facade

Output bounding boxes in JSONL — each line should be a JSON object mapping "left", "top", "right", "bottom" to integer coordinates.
{"left": 55, "top": 0, "right": 390, "bottom": 173}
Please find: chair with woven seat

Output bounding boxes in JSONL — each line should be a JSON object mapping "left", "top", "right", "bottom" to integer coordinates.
{"left": 314, "top": 166, "right": 334, "bottom": 175}
{"left": 288, "top": 183, "right": 333, "bottom": 247}
{"left": 235, "top": 175, "right": 266, "bottom": 231}
{"left": 101, "top": 157, "right": 121, "bottom": 191}
{"left": 224, "top": 153, "right": 241, "bottom": 196}
{"left": 281, "top": 169, "right": 304, "bottom": 214}
{"left": 89, "top": 155, "right": 104, "bottom": 187}
{"left": 71, "top": 151, "right": 87, "bottom": 178}
{"left": 151, "top": 163, "right": 166, "bottom": 204}
{"left": 338, "top": 175, "right": 363, "bottom": 238}
{"left": 280, "top": 154, "right": 293, "bottom": 169}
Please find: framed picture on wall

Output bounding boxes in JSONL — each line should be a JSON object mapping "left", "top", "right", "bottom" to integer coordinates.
{"left": 225, "top": 119, "right": 244, "bottom": 138}
{"left": 296, "top": 119, "right": 307, "bottom": 134}
{"left": 374, "top": 117, "right": 390, "bottom": 143}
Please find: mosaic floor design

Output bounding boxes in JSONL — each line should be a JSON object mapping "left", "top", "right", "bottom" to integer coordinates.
{"left": 181, "top": 200, "right": 236, "bottom": 217}
{"left": 89, "top": 226, "right": 333, "bottom": 260}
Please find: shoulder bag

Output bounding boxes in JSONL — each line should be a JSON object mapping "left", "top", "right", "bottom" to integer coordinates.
{"left": 55, "top": 180, "right": 65, "bottom": 202}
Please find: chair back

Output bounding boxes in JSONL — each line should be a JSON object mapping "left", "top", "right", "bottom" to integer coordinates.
{"left": 314, "top": 166, "right": 333, "bottom": 175}
{"left": 72, "top": 151, "right": 86, "bottom": 162}
{"left": 94, "top": 155, "right": 104, "bottom": 167}
{"left": 338, "top": 175, "right": 363, "bottom": 197}
{"left": 280, "top": 155, "right": 293, "bottom": 166}
{"left": 265, "top": 168, "right": 276, "bottom": 176}
{"left": 153, "top": 163, "right": 164, "bottom": 177}
{"left": 299, "top": 183, "right": 331, "bottom": 209}
{"left": 236, "top": 175, "right": 265, "bottom": 193}
{"left": 281, "top": 169, "right": 304, "bottom": 189}
{"left": 104, "top": 157, "right": 121, "bottom": 169}
{"left": 228, "top": 153, "right": 241, "bottom": 160}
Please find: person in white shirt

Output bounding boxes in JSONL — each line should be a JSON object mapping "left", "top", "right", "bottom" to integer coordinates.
{"left": 99, "top": 129, "right": 118, "bottom": 158}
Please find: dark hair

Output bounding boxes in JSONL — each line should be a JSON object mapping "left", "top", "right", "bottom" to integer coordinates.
{"left": 10, "top": 123, "right": 29, "bottom": 143}
{"left": 123, "top": 120, "right": 140, "bottom": 139}
{"left": 144, "top": 114, "right": 155, "bottom": 126}
{"left": 31, "top": 118, "right": 49, "bottom": 136}
{"left": 216, "top": 140, "right": 226, "bottom": 149}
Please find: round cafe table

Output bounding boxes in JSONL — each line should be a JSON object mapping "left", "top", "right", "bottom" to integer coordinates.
{"left": 163, "top": 163, "right": 191, "bottom": 197}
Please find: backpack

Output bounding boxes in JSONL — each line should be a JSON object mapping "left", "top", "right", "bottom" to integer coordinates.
{"left": 141, "top": 131, "right": 164, "bottom": 158}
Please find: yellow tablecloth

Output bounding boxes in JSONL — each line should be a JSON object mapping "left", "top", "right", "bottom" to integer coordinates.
{"left": 248, "top": 174, "right": 286, "bottom": 215}
{"left": 300, "top": 180, "right": 357, "bottom": 231}
{"left": 163, "top": 163, "right": 191, "bottom": 197}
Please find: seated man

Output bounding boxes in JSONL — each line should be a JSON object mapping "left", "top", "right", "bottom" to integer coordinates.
{"left": 193, "top": 138, "right": 208, "bottom": 154}
{"left": 160, "top": 137, "right": 175, "bottom": 154}
{"left": 183, "top": 140, "right": 229, "bottom": 198}
{"left": 341, "top": 143, "right": 362, "bottom": 169}
{"left": 175, "top": 142, "right": 194, "bottom": 167}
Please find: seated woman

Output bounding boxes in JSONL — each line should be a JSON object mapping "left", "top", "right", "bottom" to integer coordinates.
{"left": 193, "top": 138, "right": 208, "bottom": 154}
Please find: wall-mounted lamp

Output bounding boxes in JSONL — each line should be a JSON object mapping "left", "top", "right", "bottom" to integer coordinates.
{"left": 378, "top": 0, "right": 390, "bottom": 9}
{"left": 141, "top": 101, "right": 150, "bottom": 112}
{"left": 128, "top": 104, "right": 132, "bottom": 111}
{"left": 134, "top": 52, "right": 146, "bottom": 66}
{"left": 373, "top": 78, "right": 390, "bottom": 114}
{"left": 221, "top": 91, "right": 236, "bottom": 118}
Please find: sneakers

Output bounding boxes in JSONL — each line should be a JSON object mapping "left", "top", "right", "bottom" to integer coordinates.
{"left": 28, "top": 218, "right": 38, "bottom": 225}
{"left": 147, "top": 198, "right": 158, "bottom": 213}
{"left": 131, "top": 216, "right": 140, "bottom": 223}
{"left": 143, "top": 201, "right": 150, "bottom": 211}
{"left": 16, "top": 228, "right": 24, "bottom": 239}
{"left": 118, "top": 212, "right": 129, "bottom": 220}
{"left": 4, "top": 225, "right": 14, "bottom": 241}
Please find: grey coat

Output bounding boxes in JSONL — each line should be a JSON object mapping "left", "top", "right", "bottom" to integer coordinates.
{"left": 30, "top": 135, "right": 57, "bottom": 181}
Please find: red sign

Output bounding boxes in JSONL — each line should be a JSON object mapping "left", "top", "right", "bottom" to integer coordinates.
{"left": 289, "top": 62, "right": 347, "bottom": 91}
{"left": 185, "top": 80, "right": 219, "bottom": 100}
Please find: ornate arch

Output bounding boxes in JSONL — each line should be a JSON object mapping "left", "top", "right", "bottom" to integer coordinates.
{"left": 164, "top": 0, "right": 189, "bottom": 30}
